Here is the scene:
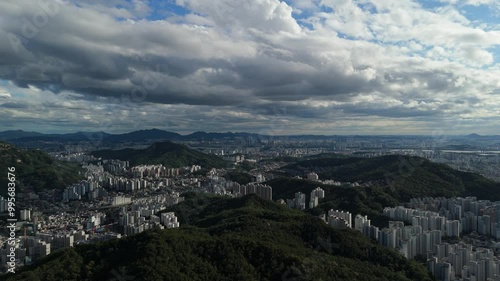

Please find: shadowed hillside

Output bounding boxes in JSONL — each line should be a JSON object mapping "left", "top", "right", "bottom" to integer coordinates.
{"left": 2, "top": 194, "right": 433, "bottom": 281}
{"left": 90, "top": 141, "right": 228, "bottom": 168}
{"left": 283, "top": 155, "right": 500, "bottom": 201}
{"left": 0, "top": 141, "right": 83, "bottom": 194}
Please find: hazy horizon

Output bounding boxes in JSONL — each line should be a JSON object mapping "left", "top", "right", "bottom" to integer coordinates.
{"left": 0, "top": 127, "right": 496, "bottom": 137}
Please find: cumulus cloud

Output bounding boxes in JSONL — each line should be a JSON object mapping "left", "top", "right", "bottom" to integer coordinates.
{"left": 0, "top": 0, "right": 499, "bottom": 134}
{"left": 0, "top": 87, "right": 11, "bottom": 99}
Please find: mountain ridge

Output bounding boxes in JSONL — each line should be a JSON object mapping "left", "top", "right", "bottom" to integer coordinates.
{"left": 271, "top": 154, "right": 500, "bottom": 226}
{"left": 90, "top": 140, "right": 228, "bottom": 168}
{"left": 0, "top": 141, "right": 83, "bottom": 194}
{"left": 3, "top": 129, "right": 499, "bottom": 144}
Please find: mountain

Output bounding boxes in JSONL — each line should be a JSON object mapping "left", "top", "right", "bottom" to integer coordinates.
{"left": 0, "top": 130, "right": 45, "bottom": 141}
{"left": 465, "top": 133, "right": 481, "bottom": 138}
{"left": 283, "top": 154, "right": 500, "bottom": 201}
{"left": 90, "top": 141, "right": 228, "bottom": 168}
{"left": 0, "top": 141, "right": 83, "bottom": 194}
{"left": 102, "top": 129, "right": 182, "bottom": 143}
{"left": 0, "top": 129, "right": 176, "bottom": 144}
{"left": 0, "top": 129, "right": 262, "bottom": 145}
{"left": 273, "top": 155, "right": 500, "bottom": 225}
{"left": 3, "top": 194, "right": 433, "bottom": 281}
{"left": 267, "top": 177, "right": 397, "bottom": 226}
{"left": 3, "top": 132, "right": 111, "bottom": 143}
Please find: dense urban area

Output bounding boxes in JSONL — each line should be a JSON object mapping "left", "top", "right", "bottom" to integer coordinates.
{"left": 2, "top": 130, "right": 500, "bottom": 280}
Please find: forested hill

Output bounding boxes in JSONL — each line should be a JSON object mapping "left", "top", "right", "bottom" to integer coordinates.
{"left": 0, "top": 141, "right": 82, "bottom": 194}
{"left": 282, "top": 154, "right": 500, "bottom": 201}
{"left": 90, "top": 141, "right": 227, "bottom": 168}
{"left": 2, "top": 194, "right": 433, "bottom": 281}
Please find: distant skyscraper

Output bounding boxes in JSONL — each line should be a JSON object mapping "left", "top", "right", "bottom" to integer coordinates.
{"left": 295, "top": 192, "right": 306, "bottom": 210}
{"left": 20, "top": 209, "right": 31, "bottom": 221}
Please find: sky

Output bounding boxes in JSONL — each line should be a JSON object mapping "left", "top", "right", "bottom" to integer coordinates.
{"left": 0, "top": 0, "right": 500, "bottom": 135}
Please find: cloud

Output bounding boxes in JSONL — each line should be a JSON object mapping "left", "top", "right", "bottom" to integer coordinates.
{"left": 0, "top": 88, "right": 11, "bottom": 99}
{"left": 0, "top": 102, "right": 28, "bottom": 109}
{"left": 176, "top": 0, "right": 302, "bottom": 34}
{"left": 0, "top": 0, "right": 500, "bottom": 134}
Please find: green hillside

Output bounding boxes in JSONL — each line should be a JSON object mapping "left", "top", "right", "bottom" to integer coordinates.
{"left": 224, "top": 171, "right": 255, "bottom": 184}
{"left": 0, "top": 142, "right": 83, "bottom": 194}
{"left": 268, "top": 178, "right": 397, "bottom": 226}
{"left": 270, "top": 155, "right": 500, "bottom": 226}
{"left": 90, "top": 141, "right": 228, "bottom": 168}
{"left": 283, "top": 155, "right": 500, "bottom": 201}
{"left": 3, "top": 194, "right": 433, "bottom": 281}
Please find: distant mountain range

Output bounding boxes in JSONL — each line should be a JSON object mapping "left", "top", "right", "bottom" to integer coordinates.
{"left": 0, "top": 129, "right": 268, "bottom": 144}
{"left": 2, "top": 129, "right": 499, "bottom": 144}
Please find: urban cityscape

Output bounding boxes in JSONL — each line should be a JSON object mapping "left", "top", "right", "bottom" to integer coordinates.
{"left": 1, "top": 133, "right": 500, "bottom": 280}
{"left": 2, "top": 0, "right": 500, "bottom": 280}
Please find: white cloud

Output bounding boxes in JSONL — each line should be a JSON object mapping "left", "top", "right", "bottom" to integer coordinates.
{"left": 456, "top": 45, "right": 494, "bottom": 66}
{"left": 0, "top": 0, "right": 500, "bottom": 134}
{"left": 0, "top": 88, "right": 11, "bottom": 99}
{"left": 175, "top": 0, "right": 302, "bottom": 34}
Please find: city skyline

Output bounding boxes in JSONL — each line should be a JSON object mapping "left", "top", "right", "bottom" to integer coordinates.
{"left": 1, "top": 0, "right": 500, "bottom": 134}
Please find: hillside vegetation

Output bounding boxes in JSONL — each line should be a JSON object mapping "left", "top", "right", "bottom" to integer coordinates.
{"left": 283, "top": 155, "right": 500, "bottom": 201}
{"left": 3, "top": 194, "right": 433, "bottom": 281}
{"left": 268, "top": 178, "right": 397, "bottom": 226}
{"left": 0, "top": 142, "right": 83, "bottom": 194}
{"left": 271, "top": 155, "right": 500, "bottom": 226}
{"left": 90, "top": 141, "right": 227, "bottom": 168}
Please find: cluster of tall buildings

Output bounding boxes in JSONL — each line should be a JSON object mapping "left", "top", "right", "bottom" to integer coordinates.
{"left": 130, "top": 165, "right": 181, "bottom": 178}
{"left": 310, "top": 187, "right": 325, "bottom": 208}
{"left": 367, "top": 197, "right": 500, "bottom": 281}
{"left": 383, "top": 206, "right": 462, "bottom": 238}
{"left": 384, "top": 220, "right": 500, "bottom": 281}
{"left": 119, "top": 209, "right": 179, "bottom": 236}
{"left": 19, "top": 209, "right": 31, "bottom": 221}
{"left": 376, "top": 219, "right": 444, "bottom": 259}
{"left": 302, "top": 172, "right": 360, "bottom": 187}
{"left": 285, "top": 187, "right": 325, "bottom": 210}
{"left": 325, "top": 208, "right": 480, "bottom": 280}
{"left": 233, "top": 183, "right": 273, "bottom": 200}
{"left": 118, "top": 194, "right": 183, "bottom": 236}
{"left": 54, "top": 152, "right": 96, "bottom": 163}
{"left": 287, "top": 192, "right": 306, "bottom": 210}
{"left": 427, "top": 243, "right": 500, "bottom": 281}
{"left": 406, "top": 197, "right": 500, "bottom": 238}
{"left": 110, "top": 195, "right": 132, "bottom": 206}
{"left": 105, "top": 177, "right": 152, "bottom": 191}
{"left": 101, "top": 159, "right": 129, "bottom": 174}
{"left": 222, "top": 154, "right": 245, "bottom": 163}
{"left": 323, "top": 210, "right": 378, "bottom": 240}
{"left": 326, "top": 210, "right": 352, "bottom": 228}
{"left": 202, "top": 175, "right": 271, "bottom": 198}
{"left": 0, "top": 230, "right": 91, "bottom": 271}
{"left": 160, "top": 212, "right": 180, "bottom": 229}
{"left": 131, "top": 193, "right": 184, "bottom": 210}
{"left": 62, "top": 181, "right": 108, "bottom": 202}
{"left": 1, "top": 192, "right": 186, "bottom": 272}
